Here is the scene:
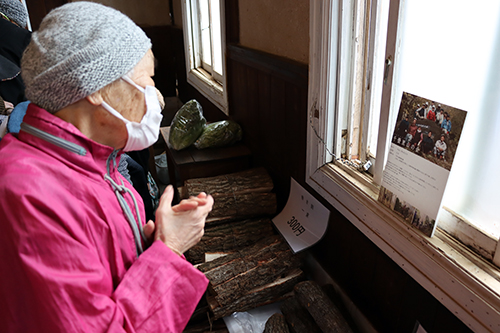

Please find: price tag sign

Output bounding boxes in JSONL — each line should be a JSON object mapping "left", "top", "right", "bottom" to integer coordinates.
{"left": 272, "top": 178, "right": 330, "bottom": 253}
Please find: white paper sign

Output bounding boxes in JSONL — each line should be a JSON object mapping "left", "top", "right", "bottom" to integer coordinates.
{"left": 272, "top": 178, "right": 330, "bottom": 253}
{"left": 379, "top": 92, "right": 468, "bottom": 237}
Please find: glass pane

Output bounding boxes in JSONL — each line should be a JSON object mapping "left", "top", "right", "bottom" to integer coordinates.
{"left": 336, "top": 0, "right": 355, "bottom": 159}
{"left": 199, "top": 0, "right": 212, "bottom": 67}
{"left": 366, "top": 0, "right": 390, "bottom": 156}
{"left": 201, "top": 29, "right": 212, "bottom": 67}
{"left": 392, "top": 0, "right": 500, "bottom": 238}
{"left": 211, "top": 0, "right": 223, "bottom": 75}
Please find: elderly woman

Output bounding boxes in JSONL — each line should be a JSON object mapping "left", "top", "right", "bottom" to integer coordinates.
{"left": 0, "top": 2, "right": 213, "bottom": 332}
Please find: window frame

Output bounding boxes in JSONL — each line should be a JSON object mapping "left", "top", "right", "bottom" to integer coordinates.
{"left": 307, "top": 1, "right": 500, "bottom": 331}
{"left": 181, "top": 0, "right": 228, "bottom": 114}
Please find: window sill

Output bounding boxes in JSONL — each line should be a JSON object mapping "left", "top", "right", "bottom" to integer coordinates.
{"left": 439, "top": 207, "right": 498, "bottom": 263}
{"left": 187, "top": 69, "right": 228, "bottom": 115}
{"left": 307, "top": 163, "right": 500, "bottom": 332}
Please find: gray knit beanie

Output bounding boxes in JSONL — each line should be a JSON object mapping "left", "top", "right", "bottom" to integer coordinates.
{"left": 21, "top": 1, "right": 151, "bottom": 113}
{"left": 0, "top": 0, "right": 27, "bottom": 28}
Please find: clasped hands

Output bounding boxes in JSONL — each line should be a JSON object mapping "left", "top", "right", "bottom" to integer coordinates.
{"left": 143, "top": 185, "right": 214, "bottom": 255}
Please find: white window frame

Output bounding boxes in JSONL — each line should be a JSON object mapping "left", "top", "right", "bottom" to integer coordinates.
{"left": 307, "top": 1, "right": 500, "bottom": 332}
{"left": 181, "top": 0, "right": 228, "bottom": 114}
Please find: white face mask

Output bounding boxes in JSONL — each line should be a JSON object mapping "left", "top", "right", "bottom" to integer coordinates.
{"left": 101, "top": 75, "right": 163, "bottom": 152}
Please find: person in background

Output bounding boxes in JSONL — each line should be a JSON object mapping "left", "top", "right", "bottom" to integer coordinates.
{"left": 426, "top": 105, "right": 436, "bottom": 121}
{"left": 433, "top": 135, "right": 447, "bottom": 160}
{"left": 0, "top": 0, "right": 31, "bottom": 105}
{"left": 436, "top": 108, "right": 445, "bottom": 125}
{"left": 0, "top": 2, "right": 213, "bottom": 332}
{"left": 0, "top": 0, "right": 27, "bottom": 27}
{"left": 423, "top": 102, "right": 433, "bottom": 119}
{"left": 405, "top": 118, "right": 418, "bottom": 148}
{"left": 394, "top": 115, "right": 409, "bottom": 146}
{"left": 409, "top": 126, "right": 423, "bottom": 151}
{"left": 441, "top": 114, "right": 452, "bottom": 134}
{"left": 421, "top": 130, "right": 434, "bottom": 155}
{"left": 414, "top": 103, "right": 425, "bottom": 119}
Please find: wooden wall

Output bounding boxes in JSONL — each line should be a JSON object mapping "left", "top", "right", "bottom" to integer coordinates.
{"left": 238, "top": 0, "right": 309, "bottom": 64}
{"left": 226, "top": 44, "right": 308, "bottom": 208}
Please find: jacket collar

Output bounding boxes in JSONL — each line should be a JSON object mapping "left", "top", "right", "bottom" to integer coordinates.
{"left": 20, "top": 103, "right": 121, "bottom": 178}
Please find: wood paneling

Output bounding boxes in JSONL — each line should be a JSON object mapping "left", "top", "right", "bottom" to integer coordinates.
{"left": 226, "top": 44, "right": 308, "bottom": 209}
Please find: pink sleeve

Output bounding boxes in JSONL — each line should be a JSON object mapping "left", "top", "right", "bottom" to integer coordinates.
{"left": 0, "top": 196, "right": 208, "bottom": 332}
{"left": 112, "top": 241, "right": 209, "bottom": 332}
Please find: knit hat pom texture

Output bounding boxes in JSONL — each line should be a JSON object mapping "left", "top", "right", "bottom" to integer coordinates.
{"left": 21, "top": 1, "right": 151, "bottom": 113}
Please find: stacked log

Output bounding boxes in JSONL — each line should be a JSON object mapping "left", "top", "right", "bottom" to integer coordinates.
{"left": 182, "top": 168, "right": 358, "bottom": 332}
{"left": 277, "top": 280, "right": 355, "bottom": 333}
{"left": 182, "top": 168, "right": 306, "bottom": 327}
{"left": 185, "top": 217, "right": 275, "bottom": 264}
{"left": 181, "top": 168, "right": 304, "bottom": 321}
{"left": 280, "top": 297, "right": 322, "bottom": 333}
{"left": 210, "top": 269, "right": 304, "bottom": 320}
{"left": 181, "top": 168, "right": 277, "bottom": 225}
{"left": 197, "top": 235, "right": 304, "bottom": 319}
{"left": 182, "top": 167, "right": 274, "bottom": 198}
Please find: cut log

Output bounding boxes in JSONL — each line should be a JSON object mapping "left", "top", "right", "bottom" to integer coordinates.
{"left": 197, "top": 235, "right": 283, "bottom": 276}
{"left": 321, "top": 284, "right": 358, "bottom": 331}
{"left": 211, "top": 248, "right": 301, "bottom": 306}
{"left": 205, "top": 192, "right": 277, "bottom": 225}
{"left": 182, "top": 167, "right": 274, "bottom": 199}
{"left": 263, "top": 313, "right": 290, "bottom": 333}
{"left": 280, "top": 297, "right": 322, "bottom": 333}
{"left": 208, "top": 268, "right": 305, "bottom": 320}
{"left": 198, "top": 236, "right": 302, "bottom": 307}
{"left": 181, "top": 168, "right": 277, "bottom": 225}
{"left": 294, "top": 280, "right": 354, "bottom": 333}
{"left": 185, "top": 218, "right": 275, "bottom": 264}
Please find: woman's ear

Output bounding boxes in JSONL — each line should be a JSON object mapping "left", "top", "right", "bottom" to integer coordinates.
{"left": 86, "top": 90, "right": 104, "bottom": 106}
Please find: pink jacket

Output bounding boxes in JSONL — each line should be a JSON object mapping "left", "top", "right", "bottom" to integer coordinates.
{"left": 0, "top": 105, "right": 208, "bottom": 332}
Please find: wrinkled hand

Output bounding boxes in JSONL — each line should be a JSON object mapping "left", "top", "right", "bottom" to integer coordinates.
{"left": 144, "top": 185, "right": 213, "bottom": 255}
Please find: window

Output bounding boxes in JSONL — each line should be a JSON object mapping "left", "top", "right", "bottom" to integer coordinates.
{"left": 308, "top": 0, "right": 500, "bottom": 331}
{"left": 387, "top": 0, "right": 500, "bottom": 263}
{"left": 181, "top": 0, "right": 227, "bottom": 113}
